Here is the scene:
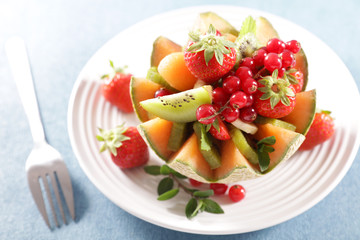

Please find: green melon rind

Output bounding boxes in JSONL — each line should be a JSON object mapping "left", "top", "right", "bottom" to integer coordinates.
{"left": 215, "top": 166, "right": 261, "bottom": 183}
{"left": 167, "top": 122, "right": 188, "bottom": 152}
{"left": 137, "top": 124, "right": 171, "bottom": 162}
{"left": 265, "top": 133, "right": 305, "bottom": 173}
{"left": 296, "top": 48, "right": 309, "bottom": 92}
{"left": 167, "top": 159, "right": 214, "bottom": 182}
{"left": 130, "top": 77, "right": 148, "bottom": 123}
{"left": 229, "top": 127, "right": 259, "bottom": 164}
{"left": 254, "top": 116, "right": 297, "bottom": 131}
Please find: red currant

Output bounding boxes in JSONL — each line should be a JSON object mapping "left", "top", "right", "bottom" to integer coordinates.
{"left": 253, "top": 47, "right": 267, "bottom": 67}
{"left": 222, "top": 76, "right": 241, "bottom": 95}
{"left": 154, "top": 88, "right": 171, "bottom": 97}
{"left": 278, "top": 67, "right": 286, "bottom": 78}
{"left": 239, "top": 107, "right": 257, "bottom": 123}
{"left": 241, "top": 77, "right": 258, "bottom": 94}
{"left": 230, "top": 91, "right": 247, "bottom": 109}
{"left": 266, "top": 38, "right": 286, "bottom": 54}
{"left": 196, "top": 104, "right": 216, "bottom": 124}
{"left": 280, "top": 50, "right": 295, "bottom": 68}
{"left": 264, "top": 52, "right": 282, "bottom": 72}
{"left": 235, "top": 66, "right": 253, "bottom": 81}
{"left": 212, "top": 87, "right": 229, "bottom": 105}
{"left": 286, "top": 40, "right": 301, "bottom": 54}
{"left": 210, "top": 183, "right": 228, "bottom": 195}
{"left": 240, "top": 57, "right": 256, "bottom": 73}
{"left": 221, "top": 106, "right": 239, "bottom": 123}
{"left": 244, "top": 94, "right": 253, "bottom": 107}
{"left": 228, "top": 184, "right": 246, "bottom": 202}
{"left": 189, "top": 178, "right": 203, "bottom": 187}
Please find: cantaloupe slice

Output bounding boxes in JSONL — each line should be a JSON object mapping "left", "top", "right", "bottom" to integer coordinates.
{"left": 294, "top": 48, "right": 308, "bottom": 91}
{"left": 281, "top": 89, "right": 316, "bottom": 135}
{"left": 138, "top": 117, "right": 174, "bottom": 161}
{"left": 151, "top": 36, "right": 182, "bottom": 67}
{"left": 130, "top": 77, "right": 162, "bottom": 122}
{"left": 254, "top": 123, "right": 305, "bottom": 172}
{"left": 168, "top": 133, "right": 214, "bottom": 182}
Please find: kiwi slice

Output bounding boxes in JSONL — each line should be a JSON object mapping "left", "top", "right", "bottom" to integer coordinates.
{"left": 230, "top": 127, "right": 259, "bottom": 165}
{"left": 193, "top": 122, "right": 221, "bottom": 169}
{"left": 254, "top": 115, "right": 296, "bottom": 131}
{"left": 167, "top": 122, "right": 188, "bottom": 152}
{"left": 140, "top": 86, "right": 212, "bottom": 123}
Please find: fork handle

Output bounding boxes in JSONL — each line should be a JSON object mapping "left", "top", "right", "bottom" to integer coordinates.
{"left": 5, "top": 37, "right": 45, "bottom": 144}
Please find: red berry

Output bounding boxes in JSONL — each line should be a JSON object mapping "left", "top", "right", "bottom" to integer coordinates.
{"left": 212, "top": 87, "right": 230, "bottom": 105}
{"left": 228, "top": 185, "right": 246, "bottom": 202}
{"left": 278, "top": 67, "right": 286, "bottom": 78}
{"left": 235, "top": 66, "right": 253, "bottom": 81}
{"left": 222, "top": 76, "right": 241, "bottom": 95}
{"left": 253, "top": 47, "right": 267, "bottom": 67}
{"left": 241, "top": 77, "right": 258, "bottom": 94}
{"left": 280, "top": 50, "right": 296, "bottom": 68}
{"left": 154, "top": 88, "right": 172, "bottom": 98}
{"left": 240, "top": 57, "right": 256, "bottom": 73}
{"left": 266, "top": 38, "right": 286, "bottom": 54}
{"left": 286, "top": 40, "right": 301, "bottom": 54}
{"left": 210, "top": 183, "right": 228, "bottom": 195}
{"left": 239, "top": 107, "right": 257, "bottom": 123}
{"left": 189, "top": 178, "right": 203, "bottom": 187}
{"left": 230, "top": 91, "right": 247, "bottom": 109}
{"left": 264, "top": 52, "right": 282, "bottom": 72}
{"left": 209, "top": 117, "right": 231, "bottom": 140}
{"left": 221, "top": 106, "right": 239, "bottom": 123}
{"left": 290, "top": 70, "right": 304, "bottom": 93}
{"left": 244, "top": 94, "right": 254, "bottom": 107}
{"left": 196, "top": 104, "right": 217, "bottom": 124}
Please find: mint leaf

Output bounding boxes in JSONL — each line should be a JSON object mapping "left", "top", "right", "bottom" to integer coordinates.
{"left": 157, "top": 188, "right": 179, "bottom": 201}
{"left": 200, "top": 124, "right": 212, "bottom": 151}
{"left": 258, "top": 151, "right": 271, "bottom": 172}
{"left": 160, "top": 165, "right": 171, "bottom": 175}
{"left": 193, "top": 189, "right": 214, "bottom": 198}
{"left": 257, "top": 136, "right": 276, "bottom": 172}
{"left": 238, "top": 16, "right": 256, "bottom": 38}
{"left": 185, "top": 198, "right": 198, "bottom": 219}
{"left": 257, "top": 136, "right": 276, "bottom": 145}
{"left": 212, "top": 118, "right": 220, "bottom": 133}
{"left": 144, "top": 165, "right": 161, "bottom": 175}
{"left": 202, "top": 199, "right": 224, "bottom": 214}
{"left": 157, "top": 177, "right": 174, "bottom": 195}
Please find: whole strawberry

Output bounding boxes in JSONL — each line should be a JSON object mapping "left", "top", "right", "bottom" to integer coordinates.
{"left": 300, "top": 111, "right": 335, "bottom": 150}
{"left": 97, "top": 124, "right": 149, "bottom": 168}
{"left": 253, "top": 69, "right": 296, "bottom": 118}
{"left": 101, "top": 60, "right": 134, "bottom": 113}
{"left": 184, "top": 24, "right": 236, "bottom": 84}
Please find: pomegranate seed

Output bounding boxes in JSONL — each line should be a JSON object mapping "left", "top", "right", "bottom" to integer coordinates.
{"left": 266, "top": 38, "right": 286, "bottom": 54}
{"left": 230, "top": 91, "right": 247, "bottom": 109}
{"left": 210, "top": 183, "right": 228, "bottom": 195}
{"left": 253, "top": 47, "right": 267, "bottom": 67}
{"left": 241, "top": 78, "right": 258, "bottom": 94}
{"left": 280, "top": 50, "right": 296, "bottom": 68}
{"left": 286, "top": 40, "right": 301, "bottom": 54}
{"left": 154, "top": 88, "right": 172, "bottom": 97}
{"left": 264, "top": 52, "right": 282, "bottom": 72}
{"left": 235, "top": 66, "right": 253, "bottom": 81}
{"left": 212, "top": 87, "right": 229, "bottom": 106}
{"left": 222, "top": 76, "right": 241, "bottom": 95}
{"left": 228, "top": 184, "right": 246, "bottom": 202}
{"left": 221, "top": 107, "right": 239, "bottom": 123}
{"left": 196, "top": 104, "right": 216, "bottom": 124}
{"left": 239, "top": 107, "right": 257, "bottom": 123}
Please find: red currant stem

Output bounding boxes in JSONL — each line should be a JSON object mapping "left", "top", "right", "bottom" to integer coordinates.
{"left": 253, "top": 67, "right": 266, "bottom": 79}
{"left": 199, "top": 100, "right": 231, "bottom": 122}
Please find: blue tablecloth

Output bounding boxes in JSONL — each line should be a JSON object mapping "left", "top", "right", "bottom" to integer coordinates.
{"left": 1, "top": 0, "right": 359, "bottom": 239}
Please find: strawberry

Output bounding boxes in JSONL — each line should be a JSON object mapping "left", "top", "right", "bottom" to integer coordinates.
{"left": 300, "top": 111, "right": 335, "bottom": 150}
{"left": 97, "top": 124, "right": 149, "bottom": 168}
{"left": 184, "top": 24, "right": 237, "bottom": 84}
{"left": 285, "top": 69, "right": 304, "bottom": 93}
{"left": 101, "top": 60, "right": 134, "bottom": 113}
{"left": 253, "top": 69, "right": 296, "bottom": 118}
{"left": 209, "top": 117, "right": 231, "bottom": 140}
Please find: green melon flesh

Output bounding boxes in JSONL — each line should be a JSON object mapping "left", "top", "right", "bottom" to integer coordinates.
{"left": 254, "top": 116, "right": 297, "bottom": 131}
{"left": 140, "top": 86, "right": 212, "bottom": 123}
{"left": 229, "top": 127, "right": 258, "bottom": 165}
{"left": 167, "top": 122, "right": 188, "bottom": 152}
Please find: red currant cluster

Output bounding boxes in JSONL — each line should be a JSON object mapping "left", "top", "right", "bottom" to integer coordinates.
{"left": 189, "top": 179, "right": 246, "bottom": 203}
{"left": 196, "top": 38, "right": 302, "bottom": 127}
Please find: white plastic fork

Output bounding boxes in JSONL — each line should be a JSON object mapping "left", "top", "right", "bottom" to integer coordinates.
{"left": 5, "top": 37, "right": 75, "bottom": 229}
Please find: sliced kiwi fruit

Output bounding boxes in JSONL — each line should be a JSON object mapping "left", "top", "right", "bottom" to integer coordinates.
{"left": 140, "top": 85, "right": 212, "bottom": 123}
{"left": 193, "top": 122, "right": 222, "bottom": 169}
{"left": 229, "top": 127, "right": 259, "bottom": 165}
{"left": 167, "top": 122, "right": 189, "bottom": 152}
{"left": 146, "top": 67, "right": 179, "bottom": 92}
{"left": 254, "top": 115, "right": 296, "bottom": 131}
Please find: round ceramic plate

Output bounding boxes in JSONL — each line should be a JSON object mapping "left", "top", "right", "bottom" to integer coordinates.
{"left": 68, "top": 5, "right": 360, "bottom": 234}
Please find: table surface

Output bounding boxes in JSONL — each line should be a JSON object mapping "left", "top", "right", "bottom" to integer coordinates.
{"left": 1, "top": 0, "right": 359, "bottom": 239}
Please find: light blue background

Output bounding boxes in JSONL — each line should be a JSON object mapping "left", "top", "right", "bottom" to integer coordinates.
{"left": 1, "top": 0, "right": 359, "bottom": 239}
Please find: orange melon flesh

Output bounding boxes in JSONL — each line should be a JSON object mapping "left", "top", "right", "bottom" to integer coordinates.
{"left": 130, "top": 77, "right": 162, "bottom": 122}
{"left": 157, "top": 52, "right": 198, "bottom": 91}
{"left": 254, "top": 123, "right": 305, "bottom": 172}
{"left": 214, "top": 140, "right": 260, "bottom": 182}
{"left": 138, "top": 117, "right": 174, "bottom": 160}
{"left": 281, "top": 89, "right": 316, "bottom": 135}
{"left": 294, "top": 48, "right": 308, "bottom": 91}
{"left": 168, "top": 133, "right": 213, "bottom": 182}
{"left": 151, "top": 36, "right": 183, "bottom": 67}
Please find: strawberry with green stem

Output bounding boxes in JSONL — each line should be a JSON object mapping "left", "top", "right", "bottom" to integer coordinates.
{"left": 101, "top": 60, "right": 134, "bottom": 113}
{"left": 184, "top": 24, "right": 237, "bottom": 84}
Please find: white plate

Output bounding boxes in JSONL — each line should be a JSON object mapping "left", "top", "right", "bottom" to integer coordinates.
{"left": 67, "top": 5, "right": 360, "bottom": 234}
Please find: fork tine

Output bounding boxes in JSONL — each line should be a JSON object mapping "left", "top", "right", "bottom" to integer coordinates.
{"left": 49, "top": 171, "right": 67, "bottom": 225}
{"left": 55, "top": 163, "right": 75, "bottom": 220}
{"left": 27, "top": 174, "right": 51, "bottom": 228}
{"left": 42, "top": 174, "right": 59, "bottom": 228}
